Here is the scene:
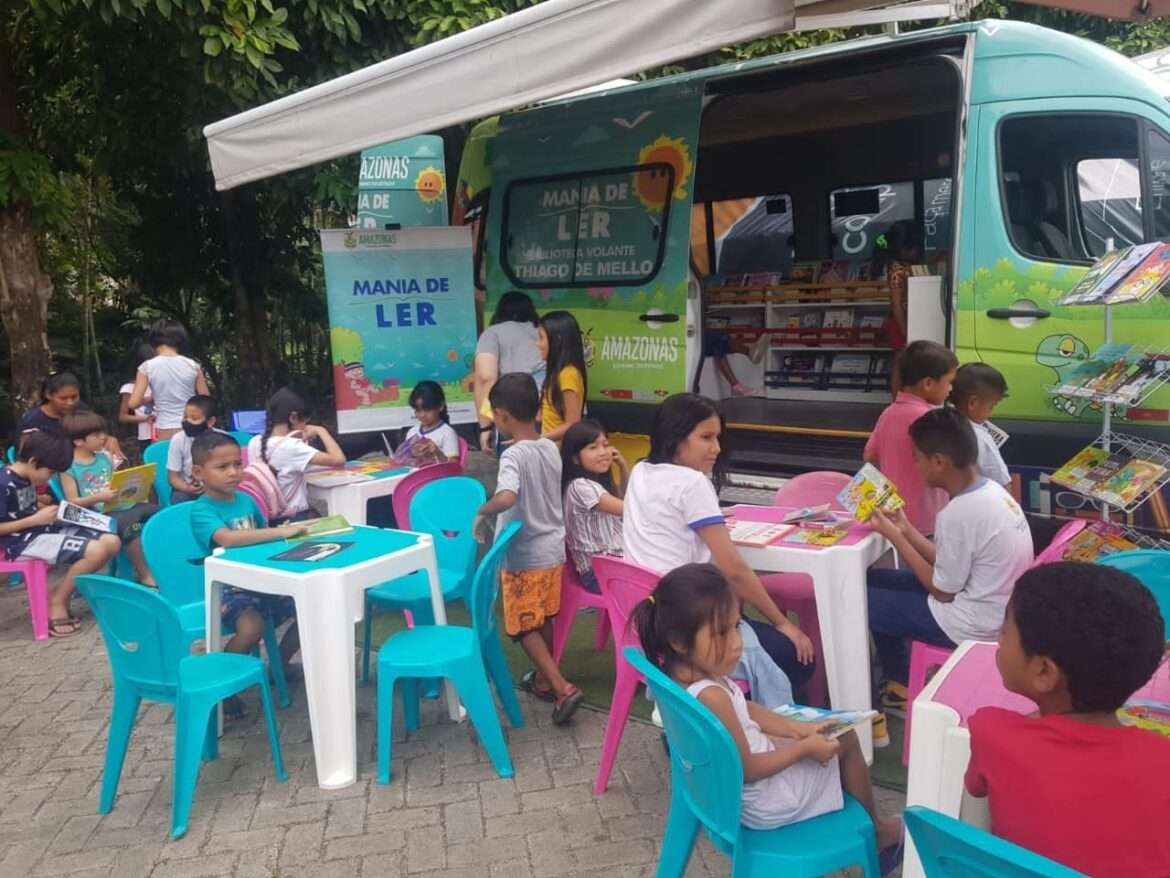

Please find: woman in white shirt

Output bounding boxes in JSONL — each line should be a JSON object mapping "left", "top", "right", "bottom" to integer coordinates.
{"left": 126, "top": 320, "right": 209, "bottom": 439}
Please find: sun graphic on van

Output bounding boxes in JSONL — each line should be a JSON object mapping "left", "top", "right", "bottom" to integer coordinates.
{"left": 415, "top": 166, "right": 446, "bottom": 204}
{"left": 633, "top": 135, "right": 693, "bottom": 211}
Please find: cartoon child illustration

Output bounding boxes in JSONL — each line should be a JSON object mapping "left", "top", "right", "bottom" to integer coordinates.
{"left": 344, "top": 362, "right": 374, "bottom": 406}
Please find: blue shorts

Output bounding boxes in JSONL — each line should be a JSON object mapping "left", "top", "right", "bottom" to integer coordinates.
{"left": 221, "top": 588, "right": 296, "bottom": 629}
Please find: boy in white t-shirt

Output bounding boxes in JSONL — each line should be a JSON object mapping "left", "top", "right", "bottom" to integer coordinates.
{"left": 168, "top": 395, "right": 226, "bottom": 503}
{"left": 867, "top": 407, "right": 1034, "bottom": 718}
{"left": 949, "top": 362, "right": 1011, "bottom": 489}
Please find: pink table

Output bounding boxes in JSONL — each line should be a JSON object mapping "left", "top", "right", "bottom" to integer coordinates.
{"left": 729, "top": 505, "right": 891, "bottom": 762}
{"left": 904, "top": 639, "right": 1169, "bottom": 878}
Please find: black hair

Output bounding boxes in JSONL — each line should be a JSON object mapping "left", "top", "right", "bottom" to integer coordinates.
{"left": 488, "top": 372, "right": 540, "bottom": 423}
{"left": 897, "top": 340, "right": 959, "bottom": 388}
{"left": 908, "top": 407, "right": 978, "bottom": 469}
{"left": 147, "top": 318, "right": 191, "bottom": 352}
{"left": 561, "top": 419, "right": 616, "bottom": 494}
{"left": 631, "top": 563, "right": 741, "bottom": 678}
{"left": 40, "top": 372, "right": 81, "bottom": 403}
{"left": 1010, "top": 562, "right": 1165, "bottom": 712}
{"left": 261, "top": 386, "right": 310, "bottom": 464}
{"left": 950, "top": 362, "right": 1009, "bottom": 410}
{"left": 539, "top": 310, "right": 588, "bottom": 421}
{"left": 409, "top": 381, "right": 449, "bottom": 424}
{"left": 648, "top": 393, "right": 728, "bottom": 489}
{"left": 872, "top": 220, "right": 924, "bottom": 282}
{"left": 63, "top": 411, "right": 108, "bottom": 441}
{"left": 132, "top": 339, "right": 155, "bottom": 367}
{"left": 191, "top": 431, "right": 239, "bottom": 466}
{"left": 15, "top": 429, "right": 74, "bottom": 472}
{"left": 185, "top": 395, "right": 217, "bottom": 421}
{"left": 490, "top": 291, "right": 539, "bottom": 327}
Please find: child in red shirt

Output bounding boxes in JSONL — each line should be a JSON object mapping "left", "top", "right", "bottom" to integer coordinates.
{"left": 863, "top": 340, "right": 957, "bottom": 537}
{"left": 966, "top": 562, "right": 1170, "bottom": 876}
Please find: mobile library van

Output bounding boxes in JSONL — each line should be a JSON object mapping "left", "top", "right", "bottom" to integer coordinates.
{"left": 455, "top": 20, "right": 1170, "bottom": 510}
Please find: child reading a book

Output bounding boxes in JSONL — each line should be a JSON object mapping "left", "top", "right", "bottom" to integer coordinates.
{"left": 404, "top": 381, "right": 460, "bottom": 463}
{"left": 0, "top": 430, "right": 121, "bottom": 637}
{"left": 864, "top": 340, "right": 957, "bottom": 536}
{"left": 949, "top": 363, "right": 1011, "bottom": 489}
{"left": 966, "top": 562, "right": 1170, "bottom": 874}
{"left": 61, "top": 412, "right": 159, "bottom": 587}
{"left": 561, "top": 419, "right": 627, "bottom": 594}
{"left": 168, "top": 395, "right": 227, "bottom": 503}
{"left": 633, "top": 563, "right": 904, "bottom": 873}
{"left": 473, "top": 373, "right": 582, "bottom": 725}
{"left": 189, "top": 432, "right": 307, "bottom": 719}
{"left": 867, "top": 408, "right": 1033, "bottom": 726}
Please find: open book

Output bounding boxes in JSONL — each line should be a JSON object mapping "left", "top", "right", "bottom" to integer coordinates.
{"left": 772, "top": 704, "right": 878, "bottom": 739}
{"left": 836, "top": 463, "right": 904, "bottom": 523}
{"left": 291, "top": 515, "right": 353, "bottom": 540}
{"left": 105, "top": 463, "right": 156, "bottom": 512}
{"left": 57, "top": 501, "right": 116, "bottom": 534}
{"left": 726, "top": 519, "right": 794, "bottom": 548}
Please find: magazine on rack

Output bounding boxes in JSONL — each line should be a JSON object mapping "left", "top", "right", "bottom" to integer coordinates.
{"left": 1107, "top": 241, "right": 1170, "bottom": 304}
{"left": 1058, "top": 244, "right": 1154, "bottom": 305}
{"left": 837, "top": 463, "right": 904, "bottom": 523}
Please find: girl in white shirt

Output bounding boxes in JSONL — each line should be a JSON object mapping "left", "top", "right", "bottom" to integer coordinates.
{"left": 126, "top": 320, "right": 209, "bottom": 440}
{"left": 560, "top": 419, "right": 628, "bottom": 593}
{"left": 630, "top": 563, "right": 902, "bottom": 861}
{"left": 248, "top": 387, "right": 346, "bottom": 520}
{"left": 404, "top": 381, "right": 461, "bottom": 463}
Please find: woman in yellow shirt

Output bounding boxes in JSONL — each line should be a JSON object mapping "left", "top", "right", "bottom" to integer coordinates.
{"left": 536, "top": 310, "right": 587, "bottom": 443}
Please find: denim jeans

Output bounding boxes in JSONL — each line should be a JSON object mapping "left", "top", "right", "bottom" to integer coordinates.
{"left": 866, "top": 567, "right": 954, "bottom": 685}
{"left": 733, "top": 620, "right": 798, "bottom": 708}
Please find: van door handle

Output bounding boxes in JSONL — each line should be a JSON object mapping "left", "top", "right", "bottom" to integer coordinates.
{"left": 639, "top": 313, "right": 680, "bottom": 323}
{"left": 986, "top": 307, "right": 1051, "bottom": 320}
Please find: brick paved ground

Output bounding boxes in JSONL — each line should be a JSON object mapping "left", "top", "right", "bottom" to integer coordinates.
{"left": 0, "top": 573, "right": 903, "bottom": 878}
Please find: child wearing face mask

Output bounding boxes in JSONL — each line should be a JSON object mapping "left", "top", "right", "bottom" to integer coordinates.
{"left": 168, "top": 395, "right": 227, "bottom": 503}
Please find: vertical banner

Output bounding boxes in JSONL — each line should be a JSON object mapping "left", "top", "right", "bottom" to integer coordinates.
{"left": 356, "top": 135, "right": 448, "bottom": 229}
{"left": 321, "top": 226, "right": 477, "bottom": 433}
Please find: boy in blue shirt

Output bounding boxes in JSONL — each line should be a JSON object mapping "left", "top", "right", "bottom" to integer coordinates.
{"left": 189, "top": 432, "right": 306, "bottom": 718}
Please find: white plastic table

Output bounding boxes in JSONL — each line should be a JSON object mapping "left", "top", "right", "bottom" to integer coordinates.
{"left": 730, "top": 505, "right": 891, "bottom": 762}
{"left": 204, "top": 525, "right": 458, "bottom": 789}
{"left": 904, "top": 639, "right": 1169, "bottom": 878}
{"left": 305, "top": 463, "right": 413, "bottom": 525}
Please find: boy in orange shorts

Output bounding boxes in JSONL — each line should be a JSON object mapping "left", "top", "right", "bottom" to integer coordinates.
{"left": 474, "top": 372, "right": 582, "bottom": 724}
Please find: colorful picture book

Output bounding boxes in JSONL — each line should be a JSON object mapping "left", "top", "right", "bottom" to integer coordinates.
{"left": 292, "top": 515, "right": 353, "bottom": 540}
{"left": 1051, "top": 342, "right": 1170, "bottom": 405}
{"left": 1058, "top": 243, "right": 1156, "bottom": 305}
{"left": 105, "top": 463, "right": 156, "bottom": 512}
{"left": 726, "top": 519, "right": 794, "bottom": 548}
{"left": 837, "top": 463, "right": 904, "bottom": 523}
{"left": 57, "top": 501, "right": 116, "bottom": 534}
{"left": 1108, "top": 241, "right": 1170, "bottom": 303}
{"left": 781, "top": 527, "right": 847, "bottom": 547}
{"left": 1118, "top": 696, "right": 1170, "bottom": 737}
{"left": 822, "top": 309, "right": 854, "bottom": 329}
{"left": 780, "top": 504, "right": 833, "bottom": 523}
{"left": 1051, "top": 444, "right": 1167, "bottom": 507}
{"left": 1060, "top": 521, "right": 1142, "bottom": 563}
{"left": 772, "top": 704, "right": 878, "bottom": 739}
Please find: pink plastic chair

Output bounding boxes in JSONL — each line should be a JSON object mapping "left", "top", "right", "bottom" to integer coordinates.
{"left": 1031, "top": 518, "right": 1088, "bottom": 566}
{"left": 591, "top": 555, "right": 661, "bottom": 794}
{"left": 757, "top": 470, "right": 851, "bottom": 706}
{"left": 0, "top": 559, "right": 50, "bottom": 641}
{"left": 391, "top": 461, "right": 461, "bottom": 531}
{"left": 552, "top": 562, "right": 611, "bottom": 665}
{"left": 457, "top": 436, "right": 469, "bottom": 470}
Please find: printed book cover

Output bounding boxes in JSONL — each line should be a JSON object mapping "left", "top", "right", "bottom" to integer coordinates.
{"left": 1107, "top": 241, "right": 1170, "bottom": 304}
{"left": 57, "top": 502, "right": 116, "bottom": 534}
{"left": 271, "top": 541, "right": 353, "bottom": 563}
{"left": 772, "top": 704, "right": 878, "bottom": 739}
{"left": 837, "top": 463, "right": 904, "bottom": 523}
{"left": 105, "top": 463, "right": 156, "bottom": 512}
{"left": 726, "top": 519, "right": 794, "bottom": 548}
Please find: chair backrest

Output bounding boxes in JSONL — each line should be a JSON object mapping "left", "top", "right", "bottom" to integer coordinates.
{"left": 77, "top": 574, "right": 187, "bottom": 700}
{"left": 229, "top": 431, "right": 255, "bottom": 448}
{"left": 5, "top": 446, "right": 14, "bottom": 464}
{"left": 143, "top": 440, "right": 172, "bottom": 507}
{"left": 232, "top": 409, "right": 267, "bottom": 434}
{"left": 467, "top": 521, "right": 522, "bottom": 637}
{"left": 457, "top": 435, "right": 469, "bottom": 469}
{"left": 238, "top": 483, "right": 272, "bottom": 523}
{"left": 592, "top": 555, "right": 661, "bottom": 651}
{"left": 624, "top": 647, "right": 745, "bottom": 851}
{"left": 409, "top": 476, "right": 485, "bottom": 579}
{"left": 391, "top": 461, "right": 461, "bottom": 530}
{"left": 773, "top": 470, "right": 851, "bottom": 510}
{"left": 904, "top": 806, "right": 1086, "bottom": 877}
{"left": 141, "top": 503, "right": 207, "bottom": 608}
{"left": 1098, "top": 549, "right": 1170, "bottom": 640}
{"left": 48, "top": 474, "right": 65, "bottom": 502}
{"left": 1032, "top": 519, "right": 1088, "bottom": 567}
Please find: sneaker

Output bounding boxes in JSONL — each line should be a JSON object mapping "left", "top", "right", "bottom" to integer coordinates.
{"left": 552, "top": 685, "right": 583, "bottom": 725}
{"left": 650, "top": 704, "right": 663, "bottom": 728}
{"left": 872, "top": 712, "right": 890, "bottom": 749}
{"left": 880, "top": 680, "right": 908, "bottom": 718}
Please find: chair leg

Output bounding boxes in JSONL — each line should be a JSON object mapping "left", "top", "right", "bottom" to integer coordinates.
{"left": 593, "top": 607, "right": 611, "bottom": 652}
{"left": 201, "top": 707, "right": 218, "bottom": 763}
{"left": 401, "top": 678, "right": 421, "bottom": 733}
{"left": 376, "top": 667, "right": 398, "bottom": 784}
{"left": 656, "top": 781, "right": 700, "bottom": 878}
{"left": 902, "top": 643, "right": 930, "bottom": 767}
{"left": 254, "top": 675, "right": 288, "bottom": 782}
{"left": 361, "top": 593, "right": 375, "bottom": 686}
{"left": 262, "top": 619, "right": 290, "bottom": 709}
{"left": 594, "top": 664, "right": 640, "bottom": 794}
{"left": 406, "top": 600, "right": 440, "bottom": 700}
{"left": 450, "top": 659, "right": 513, "bottom": 779}
{"left": 172, "top": 691, "right": 214, "bottom": 839}
{"left": 552, "top": 584, "right": 581, "bottom": 665}
{"left": 26, "top": 564, "right": 49, "bottom": 642}
{"left": 482, "top": 632, "right": 524, "bottom": 728}
{"left": 99, "top": 686, "right": 141, "bottom": 814}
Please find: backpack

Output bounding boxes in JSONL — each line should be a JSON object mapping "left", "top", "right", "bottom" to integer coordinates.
{"left": 240, "top": 432, "right": 301, "bottom": 520}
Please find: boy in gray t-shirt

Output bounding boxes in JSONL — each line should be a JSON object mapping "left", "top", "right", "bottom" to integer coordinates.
{"left": 474, "top": 373, "right": 581, "bottom": 725}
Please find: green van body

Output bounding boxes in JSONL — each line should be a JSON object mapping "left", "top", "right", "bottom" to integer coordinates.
{"left": 458, "top": 20, "right": 1170, "bottom": 441}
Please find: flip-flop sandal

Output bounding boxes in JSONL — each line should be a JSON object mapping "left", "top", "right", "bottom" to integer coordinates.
{"left": 552, "top": 685, "right": 583, "bottom": 726}
{"left": 519, "top": 670, "right": 556, "bottom": 703}
{"left": 48, "top": 618, "right": 82, "bottom": 638}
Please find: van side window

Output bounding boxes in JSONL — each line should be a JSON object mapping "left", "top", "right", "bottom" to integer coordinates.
{"left": 707, "top": 194, "right": 795, "bottom": 275}
{"left": 924, "top": 178, "right": 953, "bottom": 254}
{"left": 1000, "top": 114, "right": 1140, "bottom": 263}
{"left": 1146, "top": 127, "right": 1170, "bottom": 242}
{"left": 501, "top": 165, "right": 674, "bottom": 288}
{"left": 829, "top": 182, "right": 914, "bottom": 261}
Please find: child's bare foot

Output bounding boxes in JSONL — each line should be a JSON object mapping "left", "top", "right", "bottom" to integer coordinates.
{"left": 139, "top": 573, "right": 158, "bottom": 589}
{"left": 875, "top": 815, "right": 903, "bottom": 850}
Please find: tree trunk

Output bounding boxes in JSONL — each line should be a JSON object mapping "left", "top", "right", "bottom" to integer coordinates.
{"left": 220, "top": 188, "right": 274, "bottom": 404}
{"left": 0, "top": 204, "right": 53, "bottom": 414}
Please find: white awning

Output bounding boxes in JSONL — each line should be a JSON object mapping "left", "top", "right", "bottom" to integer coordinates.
{"left": 204, "top": 0, "right": 808, "bottom": 191}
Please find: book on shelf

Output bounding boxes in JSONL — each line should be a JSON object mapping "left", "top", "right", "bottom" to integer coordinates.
{"left": 829, "top": 353, "right": 871, "bottom": 375}
{"left": 772, "top": 704, "right": 878, "bottom": 738}
{"left": 726, "top": 519, "right": 794, "bottom": 547}
{"left": 819, "top": 262, "right": 851, "bottom": 285}
{"left": 1098, "top": 457, "right": 1167, "bottom": 507}
{"left": 1058, "top": 244, "right": 1153, "bottom": 305}
{"left": 858, "top": 314, "right": 886, "bottom": 329}
{"left": 849, "top": 260, "right": 874, "bottom": 281}
{"left": 789, "top": 263, "right": 820, "bottom": 283}
{"left": 822, "top": 309, "right": 855, "bottom": 329}
{"left": 57, "top": 501, "right": 116, "bottom": 534}
{"left": 1108, "top": 241, "right": 1170, "bottom": 304}
{"left": 1060, "top": 521, "right": 1142, "bottom": 563}
{"left": 799, "top": 312, "right": 822, "bottom": 329}
{"left": 1050, "top": 446, "right": 1111, "bottom": 493}
{"left": 1051, "top": 444, "right": 1167, "bottom": 507}
{"left": 836, "top": 463, "right": 904, "bottom": 523}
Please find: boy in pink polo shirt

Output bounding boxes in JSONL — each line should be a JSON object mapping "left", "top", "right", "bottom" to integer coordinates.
{"left": 864, "top": 340, "right": 957, "bottom": 536}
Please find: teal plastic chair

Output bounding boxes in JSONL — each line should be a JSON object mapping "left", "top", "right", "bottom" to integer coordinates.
{"left": 1097, "top": 549, "right": 1170, "bottom": 640}
{"left": 229, "top": 431, "right": 255, "bottom": 455}
{"left": 141, "top": 503, "right": 291, "bottom": 707}
{"left": 376, "top": 521, "right": 523, "bottom": 783}
{"left": 624, "top": 646, "right": 880, "bottom": 878}
{"left": 904, "top": 806, "right": 1086, "bottom": 877}
{"left": 5, "top": 445, "right": 14, "bottom": 464}
{"left": 78, "top": 575, "right": 287, "bottom": 839}
{"left": 360, "top": 475, "right": 485, "bottom": 685}
{"left": 144, "top": 440, "right": 172, "bottom": 507}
